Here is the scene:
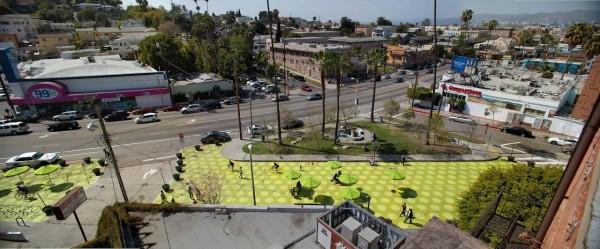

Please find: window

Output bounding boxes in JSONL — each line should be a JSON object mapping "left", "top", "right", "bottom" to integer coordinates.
{"left": 523, "top": 107, "right": 545, "bottom": 116}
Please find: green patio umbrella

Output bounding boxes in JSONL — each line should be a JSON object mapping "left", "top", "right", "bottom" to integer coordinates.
{"left": 340, "top": 187, "right": 361, "bottom": 200}
{"left": 283, "top": 168, "right": 302, "bottom": 180}
{"left": 386, "top": 170, "right": 406, "bottom": 190}
{"left": 34, "top": 165, "right": 61, "bottom": 185}
{"left": 300, "top": 176, "right": 321, "bottom": 189}
{"left": 326, "top": 161, "right": 342, "bottom": 169}
{"left": 3, "top": 166, "right": 30, "bottom": 182}
{"left": 338, "top": 174, "right": 358, "bottom": 185}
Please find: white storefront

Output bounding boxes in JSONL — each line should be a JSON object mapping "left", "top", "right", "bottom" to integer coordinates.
{"left": 439, "top": 83, "right": 583, "bottom": 137}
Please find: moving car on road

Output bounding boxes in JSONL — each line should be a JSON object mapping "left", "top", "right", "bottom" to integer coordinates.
{"left": 222, "top": 96, "right": 243, "bottom": 105}
{"left": 272, "top": 95, "right": 289, "bottom": 102}
{"left": 53, "top": 111, "right": 82, "bottom": 121}
{"left": 300, "top": 85, "right": 312, "bottom": 92}
{"left": 135, "top": 113, "right": 159, "bottom": 124}
{"left": 395, "top": 77, "right": 405, "bottom": 83}
{"left": 132, "top": 107, "right": 157, "bottom": 115}
{"left": 247, "top": 124, "right": 272, "bottom": 136}
{"left": 382, "top": 74, "right": 391, "bottom": 79}
{"left": 0, "top": 122, "right": 29, "bottom": 135}
{"left": 448, "top": 116, "right": 476, "bottom": 124}
{"left": 88, "top": 109, "right": 113, "bottom": 118}
{"left": 104, "top": 110, "right": 129, "bottom": 122}
{"left": 4, "top": 152, "right": 61, "bottom": 171}
{"left": 180, "top": 104, "right": 202, "bottom": 114}
{"left": 307, "top": 93, "right": 322, "bottom": 100}
{"left": 161, "top": 105, "right": 182, "bottom": 112}
{"left": 282, "top": 119, "right": 304, "bottom": 129}
{"left": 200, "top": 131, "right": 232, "bottom": 144}
{"left": 47, "top": 121, "right": 79, "bottom": 132}
{"left": 547, "top": 137, "right": 578, "bottom": 146}
{"left": 501, "top": 126, "right": 534, "bottom": 138}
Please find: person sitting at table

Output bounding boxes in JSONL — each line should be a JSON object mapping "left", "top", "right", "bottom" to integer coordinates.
{"left": 296, "top": 181, "right": 302, "bottom": 195}
{"left": 331, "top": 172, "right": 340, "bottom": 184}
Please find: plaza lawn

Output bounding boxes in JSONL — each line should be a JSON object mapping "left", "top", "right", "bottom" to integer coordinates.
{"left": 161, "top": 145, "right": 514, "bottom": 228}
{"left": 243, "top": 121, "right": 470, "bottom": 155}
{"left": 0, "top": 162, "right": 100, "bottom": 222}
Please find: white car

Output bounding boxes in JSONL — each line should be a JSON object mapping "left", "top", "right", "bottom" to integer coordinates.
{"left": 4, "top": 152, "right": 60, "bottom": 171}
{"left": 247, "top": 124, "right": 272, "bottom": 136}
{"left": 53, "top": 111, "right": 82, "bottom": 121}
{"left": 382, "top": 74, "right": 392, "bottom": 79}
{"left": 135, "top": 113, "right": 159, "bottom": 124}
{"left": 547, "top": 137, "right": 578, "bottom": 146}
{"left": 180, "top": 104, "right": 202, "bottom": 114}
{"left": 448, "top": 116, "right": 476, "bottom": 124}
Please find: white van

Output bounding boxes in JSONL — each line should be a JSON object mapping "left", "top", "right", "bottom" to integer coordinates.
{"left": 0, "top": 122, "right": 29, "bottom": 135}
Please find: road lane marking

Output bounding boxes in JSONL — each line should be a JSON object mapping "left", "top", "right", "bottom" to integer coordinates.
{"left": 149, "top": 131, "right": 167, "bottom": 135}
{"left": 33, "top": 144, "right": 60, "bottom": 148}
{"left": 61, "top": 151, "right": 100, "bottom": 157}
{"left": 499, "top": 142, "right": 526, "bottom": 154}
{"left": 142, "top": 155, "right": 175, "bottom": 162}
{"left": 38, "top": 133, "right": 58, "bottom": 138}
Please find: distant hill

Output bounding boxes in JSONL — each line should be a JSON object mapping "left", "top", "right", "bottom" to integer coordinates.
{"left": 437, "top": 10, "right": 600, "bottom": 26}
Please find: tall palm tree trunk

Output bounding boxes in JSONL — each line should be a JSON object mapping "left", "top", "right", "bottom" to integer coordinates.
{"left": 266, "top": 0, "right": 282, "bottom": 144}
{"left": 370, "top": 64, "right": 378, "bottom": 122}
{"left": 235, "top": 75, "right": 242, "bottom": 140}
{"left": 334, "top": 70, "right": 341, "bottom": 144}
{"left": 320, "top": 70, "right": 326, "bottom": 137}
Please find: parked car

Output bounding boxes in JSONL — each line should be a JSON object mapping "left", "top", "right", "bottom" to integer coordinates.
{"left": 398, "top": 70, "right": 407, "bottom": 75}
{"left": 0, "top": 93, "right": 6, "bottom": 101}
{"left": 12, "top": 114, "right": 40, "bottom": 123}
{"left": 0, "top": 122, "right": 29, "bottom": 135}
{"left": 448, "top": 116, "right": 476, "bottom": 124}
{"left": 294, "top": 75, "right": 306, "bottom": 82}
{"left": 501, "top": 126, "right": 534, "bottom": 138}
{"left": 272, "top": 95, "right": 289, "bottom": 102}
{"left": 161, "top": 105, "right": 182, "bottom": 112}
{"left": 180, "top": 104, "right": 203, "bottom": 114}
{"left": 3, "top": 152, "right": 61, "bottom": 171}
{"left": 200, "top": 131, "right": 232, "bottom": 144}
{"left": 104, "top": 110, "right": 129, "bottom": 122}
{"left": 222, "top": 96, "right": 243, "bottom": 105}
{"left": 132, "top": 107, "right": 157, "bottom": 115}
{"left": 199, "top": 99, "right": 222, "bottom": 110}
{"left": 300, "top": 85, "right": 312, "bottom": 92}
{"left": 88, "top": 109, "right": 113, "bottom": 118}
{"left": 53, "top": 111, "right": 82, "bottom": 121}
{"left": 264, "top": 85, "right": 279, "bottom": 93}
{"left": 382, "top": 74, "right": 392, "bottom": 79}
{"left": 135, "top": 113, "right": 159, "bottom": 124}
{"left": 282, "top": 119, "right": 304, "bottom": 129}
{"left": 47, "top": 121, "right": 79, "bottom": 132}
{"left": 562, "top": 144, "right": 575, "bottom": 155}
{"left": 547, "top": 137, "right": 578, "bottom": 146}
{"left": 395, "top": 77, "right": 405, "bottom": 83}
{"left": 307, "top": 93, "right": 322, "bottom": 100}
{"left": 247, "top": 124, "right": 272, "bottom": 136}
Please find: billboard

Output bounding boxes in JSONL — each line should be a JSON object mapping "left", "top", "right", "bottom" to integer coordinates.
{"left": 53, "top": 186, "right": 87, "bottom": 220}
{"left": 452, "top": 55, "right": 478, "bottom": 74}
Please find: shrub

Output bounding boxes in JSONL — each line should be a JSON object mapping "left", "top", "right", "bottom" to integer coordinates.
{"left": 175, "top": 165, "right": 183, "bottom": 173}
{"left": 527, "top": 161, "right": 536, "bottom": 167}
{"left": 98, "top": 159, "right": 106, "bottom": 166}
{"left": 162, "top": 184, "right": 170, "bottom": 192}
{"left": 83, "top": 157, "right": 92, "bottom": 164}
{"left": 507, "top": 156, "right": 515, "bottom": 162}
{"left": 42, "top": 205, "right": 53, "bottom": 215}
{"left": 58, "top": 159, "right": 67, "bottom": 167}
{"left": 92, "top": 168, "right": 101, "bottom": 176}
{"left": 195, "top": 145, "right": 202, "bottom": 151}
{"left": 173, "top": 173, "right": 181, "bottom": 181}
{"left": 176, "top": 159, "right": 183, "bottom": 166}
{"left": 176, "top": 153, "right": 182, "bottom": 159}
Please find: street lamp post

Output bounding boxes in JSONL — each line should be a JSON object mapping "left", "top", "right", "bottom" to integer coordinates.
{"left": 248, "top": 143, "right": 257, "bottom": 206}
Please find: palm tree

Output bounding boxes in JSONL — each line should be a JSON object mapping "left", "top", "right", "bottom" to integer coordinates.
{"left": 461, "top": 9, "right": 473, "bottom": 31}
{"left": 365, "top": 48, "right": 386, "bottom": 122}
{"left": 205, "top": 0, "right": 209, "bottom": 14}
{"left": 329, "top": 52, "right": 352, "bottom": 144}
{"left": 485, "top": 20, "right": 498, "bottom": 60}
{"left": 583, "top": 32, "right": 600, "bottom": 59}
{"left": 265, "top": 0, "right": 282, "bottom": 144}
{"left": 562, "top": 23, "right": 592, "bottom": 80}
{"left": 312, "top": 51, "right": 333, "bottom": 137}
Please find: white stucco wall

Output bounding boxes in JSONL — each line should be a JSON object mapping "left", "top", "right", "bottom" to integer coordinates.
{"left": 549, "top": 117, "right": 584, "bottom": 138}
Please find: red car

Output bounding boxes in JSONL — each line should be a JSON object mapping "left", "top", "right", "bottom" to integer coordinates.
{"left": 300, "top": 85, "right": 312, "bottom": 92}
{"left": 161, "top": 105, "right": 182, "bottom": 112}
{"left": 132, "top": 107, "right": 157, "bottom": 115}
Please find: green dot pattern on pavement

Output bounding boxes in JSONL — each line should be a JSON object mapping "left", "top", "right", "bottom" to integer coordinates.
{"left": 0, "top": 163, "right": 100, "bottom": 222}
{"left": 160, "top": 145, "right": 513, "bottom": 228}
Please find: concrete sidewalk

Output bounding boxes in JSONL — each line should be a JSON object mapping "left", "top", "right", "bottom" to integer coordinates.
{"left": 221, "top": 139, "right": 501, "bottom": 162}
{"left": 0, "top": 161, "right": 173, "bottom": 248}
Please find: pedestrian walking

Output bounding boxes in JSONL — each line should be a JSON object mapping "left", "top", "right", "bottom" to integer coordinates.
{"left": 160, "top": 190, "right": 166, "bottom": 203}
{"left": 229, "top": 160, "right": 235, "bottom": 171}
{"left": 404, "top": 208, "right": 414, "bottom": 224}
{"left": 239, "top": 166, "right": 243, "bottom": 179}
{"left": 187, "top": 184, "right": 194, "bottom": 200}
{"left": 401, "top": 155, "right": 406, "bottom": 166}
{"left": 400, "top": 202, "right": 407, "bottom": 217}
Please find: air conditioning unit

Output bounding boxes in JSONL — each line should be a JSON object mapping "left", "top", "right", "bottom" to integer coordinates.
{"left": 340, "top": 217, "right": 361, "bottom": 244}
{"left": 357, "top": 227, "right": 380, "bottom": 249}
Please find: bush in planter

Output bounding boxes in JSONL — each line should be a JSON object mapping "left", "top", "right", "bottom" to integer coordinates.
{"left": 507, "top": 156, "right": 515, "bottom": 162}
{"left": 177, "top": 159, "right": 183, "bottom": 166}
{"left": 58, "top": 159, "right": 67, "bottom": 167}
{"left": 173, "top": 173, "right": 181, "bottom": 181}
{"left": 97, "top": 159, "right": 106, "bottom": 166}
{"left": 527, "top": 161, "right": 536, "bottom": 167}
{"left": 175, "top": 165, "right": 183, "bottom": 173}
{"left": 83, "top": 157, "right": 92, "bottom": 164}
{"left": 162, "top": 184, "right": 170, "bottom": 192}
{"left": 176, "top": 152, "right": 183, "bottom": 159}
{"left": 195, "top": 145, "right": 202, "bottom": 151}
{"left": 92, "top": 168, "right": 102, "bottom": 176}
{"left": 42, "top": 205, "right": 53, "bottom": 215}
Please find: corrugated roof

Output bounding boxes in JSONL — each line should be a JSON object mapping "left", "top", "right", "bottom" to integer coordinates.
{"left": 401, "top": 217, "right": 489, "bottom": 249}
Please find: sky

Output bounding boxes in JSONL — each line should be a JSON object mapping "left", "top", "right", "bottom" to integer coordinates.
{"left": 121, "top": 0, "right": 600, "bottom": 23}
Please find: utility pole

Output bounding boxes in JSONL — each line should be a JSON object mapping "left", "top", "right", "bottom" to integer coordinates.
{"left": 266, "top": 0, "right": 283, "bottom": 145}
{"left": 0, "top": 75, "right": 16, "bottom": 118}
{"left": 410, "top": 51, "right": 419, "bottom": 108}
{"left": 95, "top": 104, "right": 129, "bottom": 202}
{"left": 282, "top": 39, "right": 288, "bottom": 96}
{"left": 426, "top": 0, "right": 438, "bottom": 145}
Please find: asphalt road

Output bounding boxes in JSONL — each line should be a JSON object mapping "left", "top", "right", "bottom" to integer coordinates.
{"left": 0, "top": 66, "right": 570, "bottom": 167}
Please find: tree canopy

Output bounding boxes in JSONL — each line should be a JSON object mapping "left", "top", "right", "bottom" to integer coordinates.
{"left": 339, "top": 16, "right": 356, "bottom": 35}
{"left": 376, "top": 16, "right": 392, "bottom": 26}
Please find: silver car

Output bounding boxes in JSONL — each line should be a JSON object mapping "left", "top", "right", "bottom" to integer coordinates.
{"left": 4, "top": 152, "right": 60, "bottom": 171}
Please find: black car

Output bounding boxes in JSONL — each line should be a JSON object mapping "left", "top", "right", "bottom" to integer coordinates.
{"left": 395, "top": 77, "right": 405, "bottom": 83}
{"left": 47, "top": 121, "right": 79, "bottom": 132}
{"left": 501, "top": 126, "right": 534, "bottom": 138}
{"left": 88, "top": 109, "right": 113, "bottom": 119}
{"left": 200, "top": 131, "right": 232, "bottom": 144}
{"left": 282, "top": 119, "right": 304, "bottom": 129}
{"left": 104, "top": 110, "right": 129, "bottom": 122}
{"left": 199, "top": 99, "right": 222, "bottom": 111}
{"left": 12, "top": 114, "right": 40, "bottom": 123}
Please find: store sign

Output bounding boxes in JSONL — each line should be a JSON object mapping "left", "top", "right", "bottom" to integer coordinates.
{"left": 27, "top": 81, "right": 68, "bottom": 100}
{"left": 32, "top": 88, "right": 59, "bottom": 100}
{"left": 53, "top": 186, "right": 87, "bottom": 220}
{"left": 448, "top": 86, "right": 482, "bottom": 97}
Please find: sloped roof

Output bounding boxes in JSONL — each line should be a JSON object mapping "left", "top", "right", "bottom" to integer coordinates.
{"left": 401, "top": 217, "right": 489, "bottom": 249}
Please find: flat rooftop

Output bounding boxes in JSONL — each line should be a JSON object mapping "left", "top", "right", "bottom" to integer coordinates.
{"left": 272, "top": 42, "right": 350, "bottom": 53}
{"left": 328, "top": 36, "right": 387, "bottom": 43}
{"left": 139, "top": 210, "right": 323, "bottom": 249}
{"left": 17, "top": 55, "right": 158, "bottom": 79}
